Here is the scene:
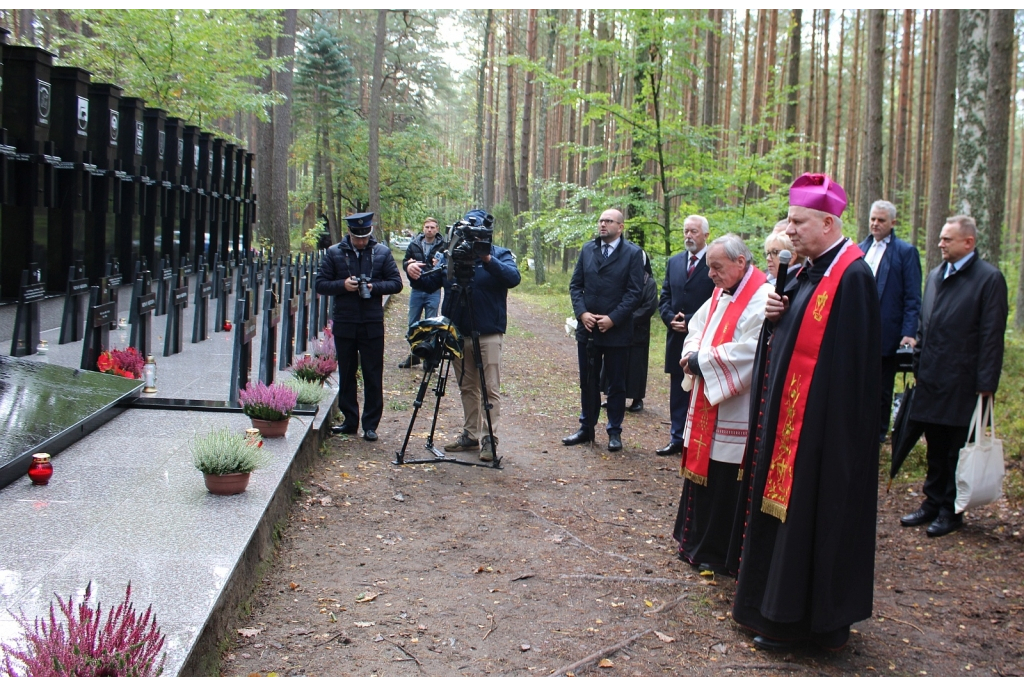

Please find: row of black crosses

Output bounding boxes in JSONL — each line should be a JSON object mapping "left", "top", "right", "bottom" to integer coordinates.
{"left": 10, "top": 250, "right": 330, "bottom": 408}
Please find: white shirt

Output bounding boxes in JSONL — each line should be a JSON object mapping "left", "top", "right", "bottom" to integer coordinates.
{"left": 865, "top": 232, "right": 891, "bottom": 276}
{"left": 600, "top": 236, "right": 622, "bottom": 257}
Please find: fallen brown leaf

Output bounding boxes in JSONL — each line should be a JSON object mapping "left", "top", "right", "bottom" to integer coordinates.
{"left": 598, "top": 658, "right": 614, "bottom": 668}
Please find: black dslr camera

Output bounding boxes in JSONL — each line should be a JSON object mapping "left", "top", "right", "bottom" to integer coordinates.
{"left": 355, "top": 274, "right": 372, "bottom": 299}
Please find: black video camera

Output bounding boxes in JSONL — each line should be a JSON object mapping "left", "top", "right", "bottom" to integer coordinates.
{"left": 446, "top": 212, "right": 494, "bottom": 280}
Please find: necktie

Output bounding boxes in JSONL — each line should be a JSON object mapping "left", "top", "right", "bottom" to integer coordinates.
{"left": 946, "top": 263, "right": 957, "bottom": 279}
{"left": 687, "top": 255, "right": 697, "bottom": 278}
{"left": 602, "top": 244, "right": 610, "bottom": 259}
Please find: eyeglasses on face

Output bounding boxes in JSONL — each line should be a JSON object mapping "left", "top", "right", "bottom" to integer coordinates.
{"left": 764, "top": 249, "right": 781, "bottom": 258}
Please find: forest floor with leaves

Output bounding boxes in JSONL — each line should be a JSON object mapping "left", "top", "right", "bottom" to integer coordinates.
{"left": 221, "top": 287, "right": 1024, "bottom": 677}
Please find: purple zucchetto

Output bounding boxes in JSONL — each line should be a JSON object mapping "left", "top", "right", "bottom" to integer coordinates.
{"left": 789, "top": 173, "right": 847, "bottom": 217}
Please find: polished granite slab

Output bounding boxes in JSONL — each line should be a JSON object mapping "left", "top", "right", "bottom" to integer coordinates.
{"left": 0, "top": 356, "right": 142, "bottom": 489}
{"left": 0, "top": 289, "right": 345, "bottom": 675}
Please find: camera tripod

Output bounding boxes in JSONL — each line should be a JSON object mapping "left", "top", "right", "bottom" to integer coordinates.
{"left": 394, "top": 276, "right": 502, "bottom": 469}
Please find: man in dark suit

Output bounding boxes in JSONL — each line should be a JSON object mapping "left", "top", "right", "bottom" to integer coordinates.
{"left": 656, "top": 215, "right": 716, "bottom": 456}
{"left": 903, "top": 215, "right": 1007, "bottom": 537}
{"left": 563, "top": 208, "right": 644, "bottom": 452}
{"left": 859, "top": 200, "right": 922, "bottom": 443}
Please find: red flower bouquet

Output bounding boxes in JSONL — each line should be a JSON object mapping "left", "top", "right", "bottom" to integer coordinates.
{"left": 97, "top": 347, "right": 145, "bottom": 379}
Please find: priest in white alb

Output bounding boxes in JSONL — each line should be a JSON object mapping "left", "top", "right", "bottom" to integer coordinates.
{"left": 671, "top": 233, "right": 771, "bottom": 574}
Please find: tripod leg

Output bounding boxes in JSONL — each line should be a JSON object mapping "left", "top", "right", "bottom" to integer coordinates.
{"left": 395, "top": 363, "right": 437, "bottom": 463}
{"left": 425, "top": 354, "right": 451, "bottom": 450}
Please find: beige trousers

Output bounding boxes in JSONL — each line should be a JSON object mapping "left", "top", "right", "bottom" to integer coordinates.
{"left": 452, "top": 333, "right": 503, "bottom": 440}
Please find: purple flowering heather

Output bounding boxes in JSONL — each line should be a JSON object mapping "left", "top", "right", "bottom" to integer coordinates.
{"left": 1, "top": 582, "right": 166, "bottom": 677}
{"left": 291, "top": 354, "right": 337, "bottom": 384}
{"left": 238, "top": 381, "right": 298, "bottom": 420}
{"left": 311, "top": 333, "right": 336, "bottom": 361}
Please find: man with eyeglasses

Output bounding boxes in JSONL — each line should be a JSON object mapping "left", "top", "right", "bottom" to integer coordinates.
{"left": 656, "top": 215, "right": 716, "bottom": 457}
{"left": 902, "top": 215, "right": 1007, "bottom": 538}
{"left": 857, "top": 200, "right": 921, "bottom": 443}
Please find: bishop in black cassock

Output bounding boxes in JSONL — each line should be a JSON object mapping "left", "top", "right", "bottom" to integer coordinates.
{"left": 727, "top": 174, "right": 881, "bottom": 651}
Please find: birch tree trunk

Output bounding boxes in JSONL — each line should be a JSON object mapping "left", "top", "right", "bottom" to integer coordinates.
{"left": 954, "top": 10, "right": 989, "bottom": 254}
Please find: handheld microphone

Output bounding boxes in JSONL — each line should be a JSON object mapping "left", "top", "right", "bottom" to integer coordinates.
{"left": 774, "top": 250, "right": 792, "bottom": 295}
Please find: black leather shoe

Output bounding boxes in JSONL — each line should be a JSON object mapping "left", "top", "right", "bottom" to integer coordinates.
{"left": 562, "top": 428, "right": 594, "bottom": 446}
{"left": 926, "top": 514, "right": 963, "bottom": 538}
{"left": 363, "top": 429, "right": 378, "bottom": 442}
{"left": 753, "top": 635, "right": 799, "bottom": 651}
{"left": 900, "top": 507, "right": 938, "bottom": 527}
{"left": 331, "top": 423, "right": 357, "bottom": 435}
{"left": 608, "top": 434, "right": 623, "bottom": 452}
{"left": 627, "top": 399, "right": 644, "bottom": 412}
{"left": 397, "top": 356, "right": 420, "bottom": 369}
{"left": 656, "top": 442, "right": 683, "bottom": 456}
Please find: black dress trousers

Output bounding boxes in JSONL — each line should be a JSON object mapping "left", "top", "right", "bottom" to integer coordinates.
{"left": 335, "top": 323, "right": 386, "bottom": 431}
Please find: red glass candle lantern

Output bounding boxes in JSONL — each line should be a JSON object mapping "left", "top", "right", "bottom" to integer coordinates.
{"left": 28, "top": 453, "right": 53, "bottom": 485}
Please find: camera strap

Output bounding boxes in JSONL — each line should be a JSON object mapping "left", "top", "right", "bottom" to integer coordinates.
{"left": 346, "top": 249, "right": 366, "bottom": 279}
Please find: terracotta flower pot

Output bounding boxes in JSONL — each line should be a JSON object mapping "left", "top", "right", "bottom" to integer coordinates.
{"left": 251, "top": 416, "right": 290, "bottom": 438}
{"left": 203, "top": 472, "right": 251, "bottom": 496}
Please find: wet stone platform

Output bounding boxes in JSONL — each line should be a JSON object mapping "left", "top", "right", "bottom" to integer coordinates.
{"left": 0, "top": 291, "right": 341, "bottom": 675}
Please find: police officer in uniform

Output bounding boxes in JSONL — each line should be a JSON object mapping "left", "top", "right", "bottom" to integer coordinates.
{"left": 316, "top": 212, "right": 403, "bottom": 440}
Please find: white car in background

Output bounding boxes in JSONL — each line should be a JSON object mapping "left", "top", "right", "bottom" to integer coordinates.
{"left": 391, "top": 235, "right": 412, "bottom": 251}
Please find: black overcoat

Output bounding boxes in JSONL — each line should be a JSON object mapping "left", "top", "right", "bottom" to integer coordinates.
{"left": 728, "top": 241, "right": 881, "bottom": 638}
{"left": 659, "top": 251, "right": 715, "bottom": 373}
{"left": 570, "top": 238, "right": 644, "bottom": 348}
{"left": 910, "top": 254, "right": 1007, "bottom": 426}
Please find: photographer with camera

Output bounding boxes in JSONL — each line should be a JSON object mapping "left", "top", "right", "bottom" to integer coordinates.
{"left": 417, "top": 209, "right": 521, "bottom": 462}
{"left": 399, "top": 217, "right": 447, "bottom": 368}
{"left": 316, "top": 211, "right": 403, "bottom": 441}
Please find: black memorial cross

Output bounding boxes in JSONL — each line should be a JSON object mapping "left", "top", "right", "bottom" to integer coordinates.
{"left": 10, "top": 266, "right": 45, "bottom": 357}
{"left": 128, "top": 271, "right": 157, "bottom": 356}
{"left": 105, "top": 260, "right": 123, "bottom": 330}
{"left": 80, "top": 277, "right": 116, "bottom": 371}
{"left": 192, "top": 263, "right": 213, "bottom": 343}
{"left": 155, "top": 256, "right": 173, "bottom": 316}
{"left": 257, "top": 280, "right": 281, "bottom": 385}
{"left": 214, "top": 261, "right": 231, "bottom": 332}
{"left": 59, "top": 262, "right": 90, "bottom": 345}
{"left": 229, "top": 279, "right": 258, "bottom": 406}
{"left": 164, "top": 266, "right": 189, "bottom": 356}
{"left": 278, "top": 262, "right": 297, "bottom": 371}
{"left": 295, "top": 268, "right": 309, "bottom": 356}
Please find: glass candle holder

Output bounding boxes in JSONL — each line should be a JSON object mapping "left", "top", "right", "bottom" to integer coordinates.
{"left": 28, "top": 453, "right": 53, "bottom": 485}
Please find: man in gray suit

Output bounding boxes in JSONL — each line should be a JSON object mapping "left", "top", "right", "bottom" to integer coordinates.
{"left": 563, "top": 208, "right": 644, "bottom": 452}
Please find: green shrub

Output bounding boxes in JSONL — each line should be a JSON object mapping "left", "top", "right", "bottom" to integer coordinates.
{"left": 282, "top": 376, "right": 328, "bottom": 405}
{"left": 190, "top": 429, "right": 271, "bottom": 476}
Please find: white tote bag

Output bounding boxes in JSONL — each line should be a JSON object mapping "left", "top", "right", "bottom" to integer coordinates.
{"left": 954, "top": 395, "right": 1004, "bottom": 514}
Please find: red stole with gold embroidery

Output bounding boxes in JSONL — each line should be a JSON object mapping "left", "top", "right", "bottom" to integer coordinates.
{"left": 761, "top": 241, "right": 863, "bottom": 522}
{"left": 682, "top": 267, "right": 767, "bottom": 485}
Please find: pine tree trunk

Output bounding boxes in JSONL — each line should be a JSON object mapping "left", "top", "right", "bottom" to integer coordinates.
{"left": 739, "top": 10, "right": 752, "bottom": 131}
{"left": 858, "top": 9, "right": 885, "bottom": 240}
{"left": 745, "top": 10, "right": 767, "bottom": 199}
{"left": 532, "top": 9, "right": 556, "bottom": 285}
{"left": 367, "top": 9, "right": 387, "bottom": 235}
{"left": 272, "top": 9, "right": 296, "bottom": 253}
{"left": 721, "top": 11, "right": 737, "bottom": 155}
{"left": 590, "top": 14, "right": 610, "bottom": 186}
{"left": 913, "top": 11, "right": 936, "bottom": 245}
{"left": 703, "top": 9, "right": 722, "bottom": 129}
{"left": 844, "top": 11, "right": 863, "bottom": 199}
{"left": 483, "top": 25, "right": 497, "bottom": 210}
{"left": 927, "top": 10, "right": 961, "bottom": 272}
{"left": 985, "top": 9, "right": 1014, "bottom": 266}
{"left": 255, "top": 34, "right": 275, "bottom": 245}
{"left": 819, "top": 9, "right": 831, "bottom": 172}
{"left": 473, "top": 10, "right": 493, "bottom": 207}
{"left": 782, "top": 9, "right": 802, "bottom": 182}
{"left": 505, "top": 10, "right": 519, "bottom": 215}
{"left": 894, "top": 10, "right": 914, "bottom": 212}
{"left": 517, "top": 8, "right": 537, "bottom": 257}
{"left": 831, "top": 11, "right": 845, "bottom": 180}
{"left": 954, "top": 10, "right": 990, "bottom": 254}
{"left": 886, "top": 12, "right": 899, "bottom": 197}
